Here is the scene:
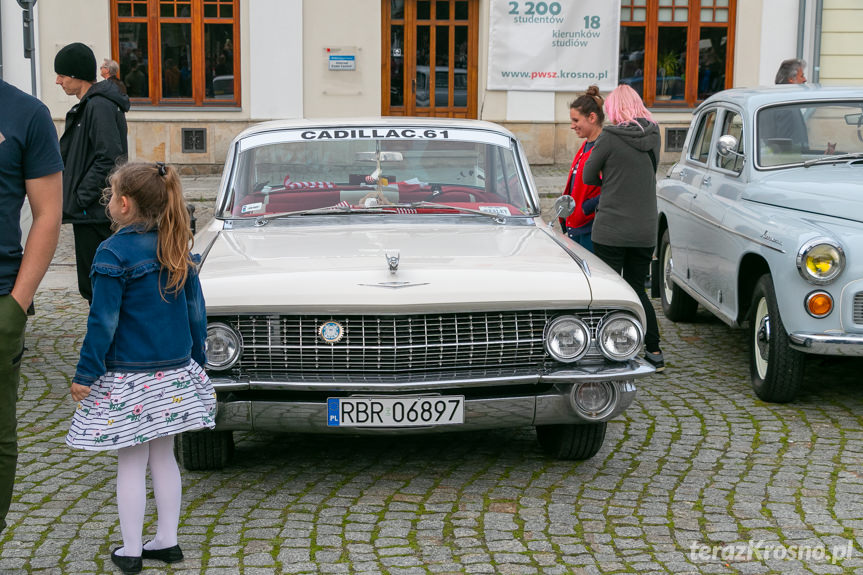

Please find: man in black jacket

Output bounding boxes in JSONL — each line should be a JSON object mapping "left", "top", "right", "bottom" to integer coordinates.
{"left": 55, "top": 42, "right": 130, "bottom": 303}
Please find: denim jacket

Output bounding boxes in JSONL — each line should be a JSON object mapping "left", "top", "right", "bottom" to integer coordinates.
{"left": 73, "top": 226, "right": 207, "bottom": 386}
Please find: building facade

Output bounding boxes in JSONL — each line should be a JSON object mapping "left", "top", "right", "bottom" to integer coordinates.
{"left": 1, "top": 0, "right": 860, "bottom": 169}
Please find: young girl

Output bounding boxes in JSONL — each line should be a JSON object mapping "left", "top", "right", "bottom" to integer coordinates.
{"left": 66, "top": 162, "right": 214, "bottom": 574}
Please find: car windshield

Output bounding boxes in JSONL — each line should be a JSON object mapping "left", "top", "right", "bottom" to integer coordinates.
{"left": 757, "top": 100, "right": 863, "bottom": 167}
{"left": 220, "top": 126, "right": 536, "bottom": 219}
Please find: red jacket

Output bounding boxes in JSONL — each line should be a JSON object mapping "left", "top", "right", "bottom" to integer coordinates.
{"left": 559, "top": 140, "right": 601, "bottom": 232}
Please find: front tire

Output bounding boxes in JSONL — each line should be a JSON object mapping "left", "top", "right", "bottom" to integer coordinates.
{"left": 175, "top": 429, "right": 234, "bottom": 470}
{"left": 748, "top": 273, "right": 805, "bottom": 403}
{"left": 536, "top": 422, "right": 607, "bottom": 460}
{"left": 658, "top": 228, "right": 699, "bottom": 322}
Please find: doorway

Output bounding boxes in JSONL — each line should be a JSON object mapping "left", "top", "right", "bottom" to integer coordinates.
{"left": 382, "top": 0, "right": 478, "bottom": 118}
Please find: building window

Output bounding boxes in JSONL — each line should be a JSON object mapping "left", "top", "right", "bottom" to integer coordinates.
{"left": 111, "top": 0, "right": 239, "bottom": 106}
{"left": 619, "top": 0, "right": 735, "bottom": 107}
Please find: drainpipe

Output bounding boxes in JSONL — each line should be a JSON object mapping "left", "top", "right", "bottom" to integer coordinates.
{"left": 796, "top": 0, "right": 806, "bottom": 60}
{"left": 812, "top": 0, "right": 823, "bottom": 83}
{"left": 0, "top": 1, "right": 4, "bottom": 80}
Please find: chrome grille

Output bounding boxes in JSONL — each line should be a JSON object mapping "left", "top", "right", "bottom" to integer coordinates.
{"left": 220, "top": 310, "right": 611, "bottom": 382}
{"left": 854, "top": 293, "right": 863, "bottom": 325}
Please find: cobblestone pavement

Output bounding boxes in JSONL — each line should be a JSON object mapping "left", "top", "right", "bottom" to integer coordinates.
{"left": 4, "top": 168, "right": 863, "bottom": 574}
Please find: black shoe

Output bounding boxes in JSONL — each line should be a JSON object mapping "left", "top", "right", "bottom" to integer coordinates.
{"left": 645, "top": 351, "right": 666, "bottom": 373}
{"left": 111, "top": 548, "right": 142, "bottom": 574}
{"left": 142, "top": 542, "right": 184, "bottom": 563}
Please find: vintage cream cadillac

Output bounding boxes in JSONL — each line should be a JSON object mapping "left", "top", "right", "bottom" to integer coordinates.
{"left": 176, "top": 118, "right": 654, "bottom": 469}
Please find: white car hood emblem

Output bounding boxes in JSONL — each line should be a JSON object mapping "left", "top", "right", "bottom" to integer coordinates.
{"left": 385, "top": 249, "right": 400, "bottom": 273}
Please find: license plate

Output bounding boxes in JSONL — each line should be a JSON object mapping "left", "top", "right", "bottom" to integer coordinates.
{"left": 326, "top": 396, "right": 465, "bottom": 427}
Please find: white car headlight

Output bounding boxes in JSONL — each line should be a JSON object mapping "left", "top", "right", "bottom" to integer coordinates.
{"left": 796, "top": 239, "right": 845, "bottom": 284}
{"left": 206, "top": 322, "right": 242, "bottom": 370}
{"left": 596, "top": 313, "right": 643, "bottom": 361}
{"left": 544, "top": 316, "right": 590, "bottom": 363}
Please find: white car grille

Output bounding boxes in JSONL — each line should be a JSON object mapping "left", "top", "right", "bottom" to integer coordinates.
{"left": 218, "top": 310, "right": 610, "bottom": 381}
{"left": 854, "top": 293, "right": 863, "bottom": 325}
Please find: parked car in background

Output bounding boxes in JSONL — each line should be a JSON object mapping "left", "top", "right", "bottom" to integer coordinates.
{"left": 176, "top": 118, "right": 655, "bottom": 468}
{"left": 656, "top": 86, "right": 863, "bottom": 402}
{"left": 415, "top": 66, "right": 467, "bottom": 107}
{"left": 210, "top": 74, "right": 233, "bottom": 99}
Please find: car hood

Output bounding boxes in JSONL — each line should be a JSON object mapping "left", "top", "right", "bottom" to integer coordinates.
{"left": 199, "top": 222, "right": 638, "bottom": 315}
{"left": 745, "top": 165, "right": 863, "bottom": 223}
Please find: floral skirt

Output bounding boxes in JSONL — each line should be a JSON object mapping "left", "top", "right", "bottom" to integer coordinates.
{"left": 66, "top": 360, "right": 216, "bottom": 451}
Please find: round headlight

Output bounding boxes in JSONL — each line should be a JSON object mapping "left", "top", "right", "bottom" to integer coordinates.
{"left": 596, "top": 313, "right": 643, "bottom": 361}
{"left": 544, "top": 316, "right": 590, "bottom": 363}
{"left": 797, "top": 239, "right": 844, "bottom": 284}
{"left": 205, "top": 322, "right": 242, "bottom": 370}
{"left": 571, "top": 381, "right": 616, "bottom": 419}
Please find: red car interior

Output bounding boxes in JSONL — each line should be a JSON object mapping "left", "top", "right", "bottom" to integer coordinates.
{"left": 232, "top": 182, "right": 523, "bottom": 216}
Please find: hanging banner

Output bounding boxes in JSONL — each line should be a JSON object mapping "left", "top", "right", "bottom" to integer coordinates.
{"left": 487, "top": 0, "right": 621, "bottom": 92}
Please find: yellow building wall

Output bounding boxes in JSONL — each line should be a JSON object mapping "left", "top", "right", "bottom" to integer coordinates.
{"left": 819, "top": 0, "right": 863, "bottom": 85}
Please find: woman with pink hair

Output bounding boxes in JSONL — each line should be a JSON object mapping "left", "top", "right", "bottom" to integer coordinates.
{"left": 582, "top": 84, "right": 665, "bottom": 372}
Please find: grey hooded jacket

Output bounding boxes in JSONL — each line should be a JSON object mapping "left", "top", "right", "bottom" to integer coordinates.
{"left": 582, "top": 118, "right": 661, "bottom": 247}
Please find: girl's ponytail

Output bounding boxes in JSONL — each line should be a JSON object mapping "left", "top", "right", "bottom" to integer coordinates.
{"left": 108, "top": 162, "right": 194, "bottom": 297}
{"left": 156, "top": 163, "right": 194, "bottom": 295}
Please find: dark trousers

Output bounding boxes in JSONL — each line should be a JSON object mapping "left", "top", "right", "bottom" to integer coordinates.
{"left": 567, "top": 230, "right": 594, "bottom": 253}
{"left": 0, "top": 295, "right": 27, "bottom": 534}
{"left": 592, "top": 242, "right": 661, "bottom": 353}
{"left": 72, "top": 222, "right": 113, "bottom": 303}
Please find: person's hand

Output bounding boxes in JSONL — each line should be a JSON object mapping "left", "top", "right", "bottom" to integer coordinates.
{"left": 8, "top": 291, "right": 29, "bottom": 314}
{"left": 70, "top": 383, "right": 91, "bottom": 402}
{"left": 825, "top": 142, "right": 836, "bottom": 155}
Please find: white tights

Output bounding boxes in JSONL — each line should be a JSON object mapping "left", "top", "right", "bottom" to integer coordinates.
{"left": 114, "top": 436, "right": 182, "bottom": 557}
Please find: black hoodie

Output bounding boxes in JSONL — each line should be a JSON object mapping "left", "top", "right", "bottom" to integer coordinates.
{"left": 59, "top": 80, "right": 130, "bottom": 224}
{"left": 582, "top": 118, "right": 661, "bottom": 247}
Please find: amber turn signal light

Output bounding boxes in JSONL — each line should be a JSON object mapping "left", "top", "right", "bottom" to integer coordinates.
{"left": 805, "top": 291, "right": 833, "bottom": 318}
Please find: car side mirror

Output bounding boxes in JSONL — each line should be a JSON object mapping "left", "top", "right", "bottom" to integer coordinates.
{"left": 717, "top": 134, "right": 743, "bottom": 158}
{"left": 553, "top": 195, "right": 575, "bottom": 218}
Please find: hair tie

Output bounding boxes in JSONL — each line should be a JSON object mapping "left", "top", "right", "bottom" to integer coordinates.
{"left": 155, "top": 162, "right": 167, "bottom": 177}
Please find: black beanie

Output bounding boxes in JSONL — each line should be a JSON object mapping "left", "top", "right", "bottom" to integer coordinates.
{"left": 54, "top": 43, "right": 97, "bottom": 82}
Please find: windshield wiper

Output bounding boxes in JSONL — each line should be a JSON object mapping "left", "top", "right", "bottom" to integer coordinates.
{"left": 252, "top": 203, "right": 352, "bottom": 225}
{"left": 803, "top": 152, "right": 863, "bottom": 168}
{"left": 398, "top": 201, "right": 510, "bottom": 223}
{"left": 250, "top": 201, "right": 513, "bottom": 225}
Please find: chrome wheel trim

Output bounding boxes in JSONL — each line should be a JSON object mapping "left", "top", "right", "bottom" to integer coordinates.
{"left": 754, "top": 297, "right": 770, "bottom": 379}
{"left": 662, "top": 240, "right": 674, "bottom": 305}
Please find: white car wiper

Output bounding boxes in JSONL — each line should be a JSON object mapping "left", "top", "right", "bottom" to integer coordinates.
{"left": 400, "top": 201, "right": 510, "bottom": 223}
{"left": 252, "top": 203, "right": 352, "bottom": 225}
{"left": 803, "top": 152, "right": 863, "bottom": 168}
{"left": 253, "top": 201, "right": 511, "bottom": 225}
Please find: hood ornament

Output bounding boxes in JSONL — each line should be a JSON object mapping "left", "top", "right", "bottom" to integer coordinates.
{"left": 385, "top": 250, "right": 400, "bottom": 274}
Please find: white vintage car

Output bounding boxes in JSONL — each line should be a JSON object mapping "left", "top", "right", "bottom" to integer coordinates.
{"left": 176, "top": 118, "right": 654, "bottom": 469}
{"left": 656, "top": 86, "right": 863, "bottom": 403}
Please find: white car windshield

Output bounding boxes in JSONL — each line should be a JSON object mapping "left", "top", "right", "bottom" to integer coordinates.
{"left": 757, "top": 100, "right": 863, "bottom": 167}
{"left": 220, "top": 126, "right": 536, "bottom": 219}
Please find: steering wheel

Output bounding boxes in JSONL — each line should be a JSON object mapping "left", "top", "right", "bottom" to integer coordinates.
{"left": 857, "top": 114, "right": 863, "bottom": 143}
{"left": 423, "top": 185, "right": 473, "bottom": 203}
{"left": 423, "top": 184, "right": 444, "bottom": 202}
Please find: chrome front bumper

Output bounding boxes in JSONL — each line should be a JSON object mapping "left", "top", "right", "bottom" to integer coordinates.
{"left": 789, "top": 332, "right": 863, "bottom": 356}
{"left": 211, "top": 359, "right": 654, "bottom": 433}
